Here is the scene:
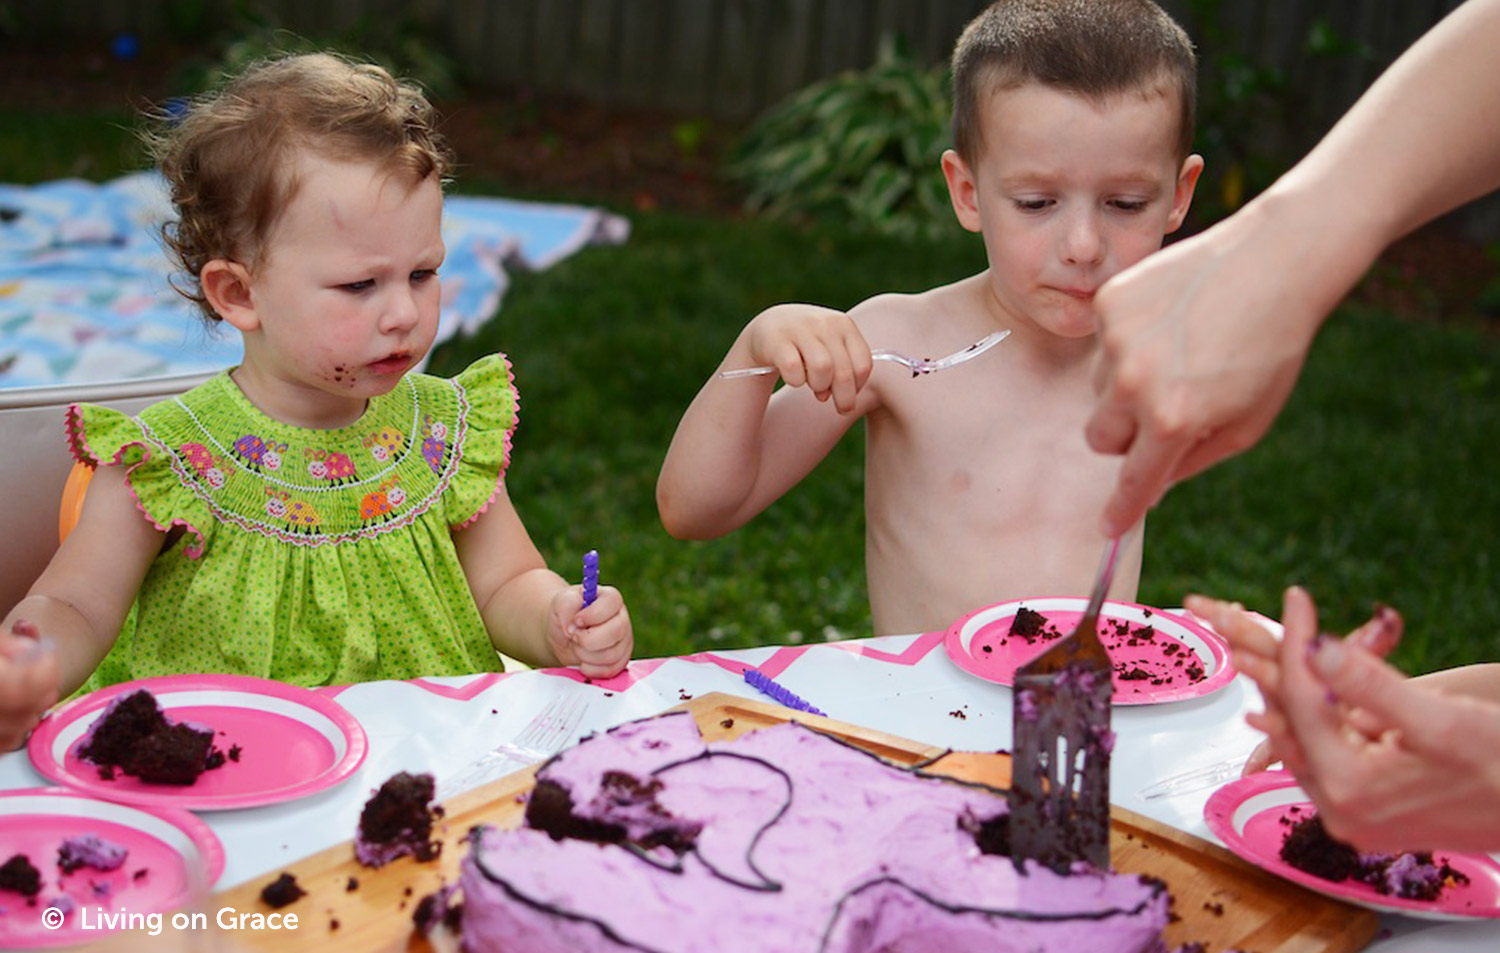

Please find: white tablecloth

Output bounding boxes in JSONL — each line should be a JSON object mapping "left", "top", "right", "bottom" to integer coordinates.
{"left": 2, "top": 630, "right": 1495, "bottom": 950}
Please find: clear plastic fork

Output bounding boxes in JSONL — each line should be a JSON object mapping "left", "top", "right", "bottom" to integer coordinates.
{"left": 1137, "top": 757, "right": 1249, "bottom": 800}
{"left": 437, "top": 693, "right": 590, "bottom": 801}
{"left": 718, "top": 329, "right": 1010, "bottom": 380}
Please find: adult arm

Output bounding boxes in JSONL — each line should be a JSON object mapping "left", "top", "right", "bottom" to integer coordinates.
{"left": 1087, "top": 0, "right": 1500, "bottom": 537}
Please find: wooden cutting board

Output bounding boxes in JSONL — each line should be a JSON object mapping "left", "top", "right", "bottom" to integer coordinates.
{"left": 193, "top": 692, "right": 1377, "bottom": 953}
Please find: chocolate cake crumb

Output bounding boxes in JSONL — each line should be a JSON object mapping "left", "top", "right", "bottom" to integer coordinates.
{"left": 259, "top": 872, "right": 305, "bottom": 909}
{"left": 719, "top": 718, "right": 734, "bottom": 729}
{"left": 0, "top": 855, "right": 42, "bottom": 898}
{"left": 1009, "top": 607, "right": 1047, "bottom": 640}
{"left": 345, "top": 876, "right": 359, "bottom": 892}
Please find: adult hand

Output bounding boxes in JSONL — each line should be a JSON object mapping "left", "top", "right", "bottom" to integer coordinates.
{"left": 1191, "top": 587, "right": 1500, "bottom": 853}
{"left": 1085, "top": 199, "right": 1334, "bottom": 539}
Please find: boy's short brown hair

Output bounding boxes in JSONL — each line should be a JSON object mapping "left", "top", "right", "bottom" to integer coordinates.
{"left": 146, "top": 52, "right": 454, "bottom": 322}
{"left": 950, "top": 0, "right": 1197, "bottom": 166}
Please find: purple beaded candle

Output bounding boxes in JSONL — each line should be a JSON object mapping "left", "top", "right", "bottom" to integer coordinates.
{"left": 581, "top": 550, "right": 599, "bottom": 608}
{"left": 743, "top": 668, "right": 826, "bottom": 716}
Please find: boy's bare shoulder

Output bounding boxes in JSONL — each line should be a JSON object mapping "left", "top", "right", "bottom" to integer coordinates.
{"left": 847, "top": 273, "right": 988, "bottom": 335}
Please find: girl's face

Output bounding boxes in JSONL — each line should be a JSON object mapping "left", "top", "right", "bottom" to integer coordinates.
{"left": 942, "top": 82, "right": 1201, "bottom": 343}
{"left": 221, "top": 154, "right": 445, "bottom": 429}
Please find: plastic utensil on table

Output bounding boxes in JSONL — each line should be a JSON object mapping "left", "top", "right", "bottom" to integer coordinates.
{"left": 1139, "top": 758, "right": 1250, "bottom": 800}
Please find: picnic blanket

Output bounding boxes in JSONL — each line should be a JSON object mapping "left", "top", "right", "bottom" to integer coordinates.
{"left": 0, "top": 172, "right": 629, "bottom": 389}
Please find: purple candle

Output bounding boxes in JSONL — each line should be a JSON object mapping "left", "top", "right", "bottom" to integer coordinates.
{"left": 581, "top": 550, "right": 599, "bottom": 608}
{"left": 743, "top": 668, "right": 826, "bottom": 716}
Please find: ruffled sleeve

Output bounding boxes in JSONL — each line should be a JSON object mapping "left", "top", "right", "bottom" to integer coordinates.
{"left": 445, "top": 353, "right": 519, "bottom": 529}
{"left": 65, "top": 402, "right": 212, "bottom": 558}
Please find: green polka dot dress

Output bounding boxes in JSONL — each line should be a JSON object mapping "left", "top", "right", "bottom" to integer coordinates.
{"left": 66, "top": 354, "right": 517, "bottom": 690}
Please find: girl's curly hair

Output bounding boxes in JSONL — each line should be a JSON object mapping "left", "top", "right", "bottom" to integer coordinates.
{"left": 144, "top": 52, "right": 454, "bottom": 323}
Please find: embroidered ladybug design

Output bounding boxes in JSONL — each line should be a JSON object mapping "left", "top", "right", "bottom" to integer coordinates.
{"left": 233, "top": 434, "right": 288, "bottom": 471}
{"left": 420, "top": 415, "right": 448, "bottom": 474}
{"left": 362, "top": 426, "right": 406, "bottom": 463}
{"left": 358, "top": 475, "right": 406, "bottom": 522}
{"left": 179, "top": 442, "right": 227, "bottom": 489}
{"left": 264, "top": 487, "right": 321, "bottom": 531}
{"left": 305, "top": 447, "right": 358, "bottom": 485}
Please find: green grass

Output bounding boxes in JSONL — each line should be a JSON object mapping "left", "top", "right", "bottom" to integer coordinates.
{"left": 7, "top": 108, "right": 1499, "bottom": 675}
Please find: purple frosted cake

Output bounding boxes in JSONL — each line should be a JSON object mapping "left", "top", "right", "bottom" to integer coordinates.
{"left": 455, "top": 712, "right": 1175, "bottom": 953}
{"left": 56, "top": 835, "right": 128, "bottom": 875}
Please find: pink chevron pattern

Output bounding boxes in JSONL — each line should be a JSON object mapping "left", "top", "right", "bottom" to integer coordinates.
{"left": 318, "top": 632, "right": 946, "bottom": 697}
{"left": 828, "top": 630, "right": 946, "bottom": 665}
{"left": 314, "top": 671, "right": 514, "bottom": 701}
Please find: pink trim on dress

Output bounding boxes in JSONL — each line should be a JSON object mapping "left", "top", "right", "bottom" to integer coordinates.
{"left": 65, "top": 403, "right": 210, "bottom": 559}
{"left": 454, "top": 353, "right": 520, "bottom": 532}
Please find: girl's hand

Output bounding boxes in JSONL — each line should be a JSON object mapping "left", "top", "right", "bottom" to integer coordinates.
{"left": 0, "top": 619, "right": 61, "bottom": 751}
{"left": 549, "top": 586, "right": 633, "bottom": 680}
{"left": 743, "top": 304, "right": 874, "bottom": 414}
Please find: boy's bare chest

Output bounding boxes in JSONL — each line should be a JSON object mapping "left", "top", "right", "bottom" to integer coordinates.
{"left": 866, "top": 367, "right": 1113, "bottom": 507}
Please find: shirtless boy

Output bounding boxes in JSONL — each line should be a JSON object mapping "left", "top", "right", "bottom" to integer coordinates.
{"left": 657, "top": 0, "right": 1203, "bottom": 635}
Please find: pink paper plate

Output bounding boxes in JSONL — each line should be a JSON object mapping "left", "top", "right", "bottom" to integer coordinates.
{"left": 943, "top": 597, "right": 1235, "bottom": 704}
{"left": 28, "top": 673, "right": 367, "bottom": 811}
{"left": 0, "top": 786, "right": 225, "bottom": 948}
{"left": 1205, "top": 771, "right": 1500, "bottom": 919}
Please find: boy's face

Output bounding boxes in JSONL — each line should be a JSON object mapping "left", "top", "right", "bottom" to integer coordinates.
{"left": 209, "top": 153, "right": 446, "bottom": 425}
{"left": 942, "top": 82, "right": 1201, "bottom": 340}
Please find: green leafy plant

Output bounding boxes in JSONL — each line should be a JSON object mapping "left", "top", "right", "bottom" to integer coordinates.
{"left": 171, "top": 2, "right": 462, "bottom": 101}
{"left": 1185, "top": 1, "right": 1374, "bottom": 226}
{"left": 726, "top": 35, "right": 955, "bottom": 240}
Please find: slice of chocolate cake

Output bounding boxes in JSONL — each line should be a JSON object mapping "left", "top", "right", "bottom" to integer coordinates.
{"left": 1280, "top": 812, "right": 1470, "bottom": 900}
{"left": 77, "top": 688, "right": 233, "bottom": 786}
{"left": 128, "top": 722, "right": 217, "bottom": 785}
{"left": 78, "top": 690, "right": 169, "bottom": 773}
{"left": 355, "top": 772, "right": 444, "bottom": 867}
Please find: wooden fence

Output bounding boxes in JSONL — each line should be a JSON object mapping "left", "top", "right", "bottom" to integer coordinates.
{"left": 13, "top": 0, "right": 1495, "bottom": 233}
{"left": 19, "top": 0, "right": 1467, "bottom": 121}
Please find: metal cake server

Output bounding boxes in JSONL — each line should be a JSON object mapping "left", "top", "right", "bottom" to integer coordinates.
{"left": 1009, "top": 534, "right": 1124, "bottom": 873}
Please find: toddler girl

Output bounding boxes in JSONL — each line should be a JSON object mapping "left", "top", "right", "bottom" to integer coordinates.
{"left": 0, "top": 53, "right": 633, "bottom": 750}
